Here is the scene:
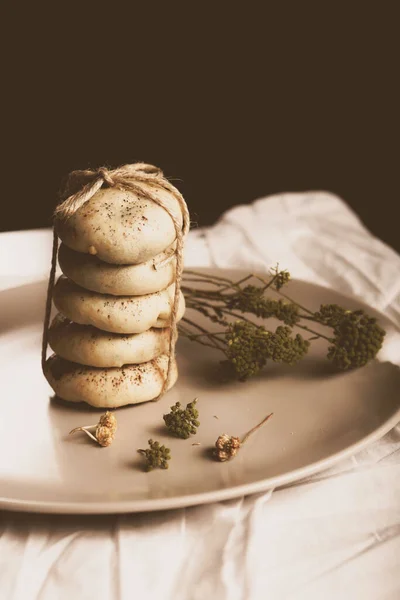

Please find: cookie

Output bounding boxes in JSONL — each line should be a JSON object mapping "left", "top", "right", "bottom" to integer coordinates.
{"left": 45, "top": 353, "right": 178, "bottom": 407}
{"left": 48, "top": 314, "right": 172, "bottom": 367}
{"left": 58, "top": 242, "right": 176, "bottom": 296}
{"left": 55, "top": 184, "right": 183, "bottom": 265}
{"left": 53, "top": 277, "right": 185, "bottom": 334}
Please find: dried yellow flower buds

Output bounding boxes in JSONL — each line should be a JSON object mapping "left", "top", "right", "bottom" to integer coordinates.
{"left": 69, "top": 411, "right": 117, "bottom": 447}
{"left": 95, "top": 425, "right": 114, "bottom": 447}
{"left": 98, "top": 411, "right": 117, "bottom": 435}
{"left": 213, "top": 413, "right": 273, "bottom": 462}
{"left": 214, "top": 434, "right": 241, "bottom": 461}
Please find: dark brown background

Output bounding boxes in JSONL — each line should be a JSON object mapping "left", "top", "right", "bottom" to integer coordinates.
{"left": 2, "top": 5, "right": 399, "bottom": 252}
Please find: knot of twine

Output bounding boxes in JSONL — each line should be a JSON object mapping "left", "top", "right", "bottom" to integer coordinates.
{"left": 42, "top": 162, "right": 190, "bottom": 400}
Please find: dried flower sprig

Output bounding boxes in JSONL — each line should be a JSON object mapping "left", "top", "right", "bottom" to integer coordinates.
{"left": 214, "top": 412, "right": 273, "bottom": 461}
{"left": 163, "top": 398, "right": 200, "bottom": 439}
{"left": 180, "top": 267, "right": 386, "bottom": 380}
{"left": 69, "top": 411, "right": 117, "bottom": 447}
{"left": 138, "top": 439, "right": 171, "bottom": 471}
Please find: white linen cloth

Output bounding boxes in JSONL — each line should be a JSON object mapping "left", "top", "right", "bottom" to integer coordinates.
{"left": 1, "top": 191, "right": 399, "bottom": 600}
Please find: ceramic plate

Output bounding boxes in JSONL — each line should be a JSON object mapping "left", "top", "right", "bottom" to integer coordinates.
{"left": 0, "top": 270, "right": 399, "bottom": 514}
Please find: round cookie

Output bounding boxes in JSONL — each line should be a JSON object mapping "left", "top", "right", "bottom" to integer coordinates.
{"left": 45, "top": 354, "right": 178, "bottom": 408}
{"left": 48, "top": 314, "right": 172, "bottom": 367}
{"left": 53, "top": 277, "right": 186, "bottom": 334}
{"left": 58, "top": 242, "right": 176, "bottom": 296}
{"left": 55, "top": 184, "right": 183, "bottom": 265}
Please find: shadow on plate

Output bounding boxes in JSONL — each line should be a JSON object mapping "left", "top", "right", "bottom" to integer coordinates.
{"left": 177, "top": 352, "right": 345, "bottom": 390}
{"left": 49, "top": 395, "right": 139, "bottom": 415}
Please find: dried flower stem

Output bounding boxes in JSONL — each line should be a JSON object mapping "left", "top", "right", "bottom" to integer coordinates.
{"left": 181, "top": 316, "right": 227, "bottom": 351}
{"left": 275, "top": 288, "right": 315, "bottom": 316}
{"left": 69, "top": 425, "right": 98, "bottom": 442}
{"left": 241, "top": 412, "right": 274, "bottom": 444}
{"left": 184, "top": 270, "right": 233, "bottom": 285}
{"left": 294, "top": 323, "right": 333, "bottom": 342}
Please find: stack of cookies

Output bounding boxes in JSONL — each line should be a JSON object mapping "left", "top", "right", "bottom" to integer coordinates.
{"left": 44, "top": 182, "right": 185, "bottom": 408}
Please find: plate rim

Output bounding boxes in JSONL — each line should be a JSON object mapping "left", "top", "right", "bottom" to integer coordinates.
{"left": 1, "top": 270, "right": 399, "bottom": 514}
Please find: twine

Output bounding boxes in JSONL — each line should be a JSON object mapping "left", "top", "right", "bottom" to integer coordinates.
{"left": 42, "top": 163, "right": 190, "bottom": 399}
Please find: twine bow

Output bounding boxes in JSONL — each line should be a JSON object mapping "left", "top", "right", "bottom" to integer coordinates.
{"left": 42, "top": 162, "right": 190, "bottom": 399}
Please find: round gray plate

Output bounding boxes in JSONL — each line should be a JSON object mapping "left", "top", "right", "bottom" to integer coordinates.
{"left": 0, "top": 270, "right": 399, "bottom": 514}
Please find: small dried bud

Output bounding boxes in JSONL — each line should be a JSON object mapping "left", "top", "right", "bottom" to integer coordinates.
{"left": 214, "top": 434, "right": 241, "bottom": 461}
{"left": 274, "top": 270, "right": 290, "bottom": 290}
{"left": 163, "top": 399, "right": 200, "bottom": 439}
{"left": 95, "top": 425, "right": 114, "bottom": 447}
{"left": 69, "top": 411, "right": 117, "bottom": 447}
{"left": 270, "top": 265, "right": 291, "bottom": 290}
{"left": 138, "top": 439, "right": 171, "bottom": 471}
{"left": 99, "top": 411, "right": 117, "bottom": 434}
{"left": 213, "top": 414, "right": 273, "bottom": 462}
